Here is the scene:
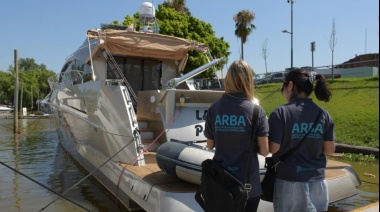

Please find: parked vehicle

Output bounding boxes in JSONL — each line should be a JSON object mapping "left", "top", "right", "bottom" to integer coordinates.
{"left": 255, "top": 72, "right": 286, "bottom": 85}
{"left": 200, "top": 81, "right": 224, "bottom": 90}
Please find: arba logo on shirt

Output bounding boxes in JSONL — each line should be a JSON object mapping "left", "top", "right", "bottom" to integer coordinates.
{"left": 291, "top": 123, "right": 323, "bottom": 134}
{"left": 215, "top": 115, "right": 246, "bottom": 127}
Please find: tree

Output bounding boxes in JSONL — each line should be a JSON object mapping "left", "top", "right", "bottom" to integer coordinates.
{"left": 18, "top": 58, "right": 47, "bottom": 72}
{"left": 162, "top": 0, "right": 190, "bottom": 15}
{"left": 0, "top": 71, "right": 13, "bottom": 103}
{"left": 329, "top": 18, "right": 338, "bottom": 82}
{"left": 1, "top": 58, "right": 56, "bottom": 109}
{"left": 233, "top": 10, "right": 256, "bottom": 60}
{"left": 120, "top": 4, "right": 230, "bottom": 79}
{"left": 261, "top": 38, "right": 270, "bottom": 74}
{"left": 156, "top": 5, "right": 229, "bottom": 78}
{"left": 122, "top": 15, "right": 137, "bottom": 27}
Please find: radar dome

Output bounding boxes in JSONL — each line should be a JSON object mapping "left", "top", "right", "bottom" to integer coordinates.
{"left": 139, "top": 2, "right": 155, "bottom": 18}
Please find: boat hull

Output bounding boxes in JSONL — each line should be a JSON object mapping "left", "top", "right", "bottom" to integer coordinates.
{"left": 53, "top": 109, "right": 361, "bottom": 212}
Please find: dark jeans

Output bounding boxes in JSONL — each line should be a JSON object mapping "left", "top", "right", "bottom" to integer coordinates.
{"left": 246, "top": 196, "right": 260, "bottom": 212}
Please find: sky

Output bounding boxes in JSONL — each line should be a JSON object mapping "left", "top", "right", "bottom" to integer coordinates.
{"left": 0, "top": 0, "right": 378, "bottom": 75}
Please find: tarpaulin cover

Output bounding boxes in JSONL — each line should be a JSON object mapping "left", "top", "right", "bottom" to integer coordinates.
{"left": 87, "top": 29, "right": 209, "bottom": 60}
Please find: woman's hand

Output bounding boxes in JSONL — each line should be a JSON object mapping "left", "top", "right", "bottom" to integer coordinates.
{"left": 206, "top": 139, "right": 215, "bottom": 150}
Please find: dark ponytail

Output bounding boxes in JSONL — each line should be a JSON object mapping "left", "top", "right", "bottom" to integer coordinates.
{"left": 314, "top": 74, "right": 332, "bottom": 102}
{"left": 284, "top": 69, "right": 332, "bottom": 102}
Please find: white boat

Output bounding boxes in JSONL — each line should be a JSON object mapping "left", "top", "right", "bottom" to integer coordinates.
{"left": 0, "top": 105, "right": 14, "bottom": 114}
{"left": 46, "top": 2, "right": 361, "bottom": 211}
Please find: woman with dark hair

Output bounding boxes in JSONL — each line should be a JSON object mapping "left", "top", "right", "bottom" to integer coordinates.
{"left": 269, "top": 69, "right": 335, "bottom": 212}
{"left": 204, "top": 60, "right": 269, "bottom": 212}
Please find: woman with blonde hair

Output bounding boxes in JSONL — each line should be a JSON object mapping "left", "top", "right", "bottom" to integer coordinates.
{"left": 204, "top": 60, "right": 269, "bottom": 212}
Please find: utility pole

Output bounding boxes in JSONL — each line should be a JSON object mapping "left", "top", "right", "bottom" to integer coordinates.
{"left": 311, "top": 41, "right": 316, "bottom": 72}
{"left": 282, "top": 0, "right": 295, "bottom": 70}
{"left": 13, "top": 50, "right": 19, "bottom": 133}
{"left": 290, "top": 0, "right": 294, "bottom": 69}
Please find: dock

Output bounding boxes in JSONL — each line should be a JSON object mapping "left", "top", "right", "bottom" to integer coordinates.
{"left": 350, "top": 202, "right": 379, "bottom": 212}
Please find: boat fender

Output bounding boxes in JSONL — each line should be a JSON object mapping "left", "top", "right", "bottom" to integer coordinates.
{"left": 156, "top": 142, "right": 186, "bottom": 176}
{"left": 156, "top": 141, "right": 214, "bottom": 185}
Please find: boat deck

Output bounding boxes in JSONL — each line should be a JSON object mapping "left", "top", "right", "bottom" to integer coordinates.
{"left": 119, "top": 153, "right": 357, "bottom": 193}
{"left": 119, "top": 152, "right": 198, "bottom": 192}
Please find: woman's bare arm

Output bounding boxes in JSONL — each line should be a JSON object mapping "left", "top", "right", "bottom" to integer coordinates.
{"left": 258, "top": 137, "right": 269, "bottom": 156}
{"left": 269, "top": 141, "right": 281, "bottom": 154}
{"left": 323, "top": 141, "right": 336, "bottom": 155}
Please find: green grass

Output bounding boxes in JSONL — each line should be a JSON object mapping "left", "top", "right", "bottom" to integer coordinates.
{"left": 255, "top": 76, "right": 379, "bottom": 148}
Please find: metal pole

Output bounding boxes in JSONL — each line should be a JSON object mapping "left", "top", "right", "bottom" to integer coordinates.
{"left": 13, "top": 50, "right": 19, "bottom": 133}
{"left": 311, "top": 41, "right": 315, "bottom": 72}
{"left": 290, "top": 0, "right": 294, "bottom": 69}
{"left": 312, "top": 51, "right": 314, "bottom": 72}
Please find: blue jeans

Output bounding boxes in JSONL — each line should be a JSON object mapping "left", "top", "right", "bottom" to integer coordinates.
{"left": 273, "top": 178, "right": 328, "bottom": 212}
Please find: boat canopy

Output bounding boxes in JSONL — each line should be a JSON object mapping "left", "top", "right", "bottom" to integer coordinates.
{"left": 86, "top": 29, "right": 209, "bottom": 60}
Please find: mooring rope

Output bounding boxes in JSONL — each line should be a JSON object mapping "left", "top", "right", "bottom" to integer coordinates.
{"left": 0, "top": 160, "right": 92, "bottom": 211}
{"left": 361, "top": 180, "right": 379, "bottom": 185}
{"left": 22, "top": 116, "right": 43, "bottom": 133}
{"left": 38, "top": 137, "right": 135, "bottom": 212}
{"left": 0, "top": 123, "right": 13, "bottom": 130}
{"left": 0, "top": 116, "right": 44, "bottom": 133}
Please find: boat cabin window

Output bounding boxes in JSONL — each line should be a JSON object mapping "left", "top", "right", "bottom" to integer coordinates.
{"left": 59, "top": 59, "right": 93, "bottom": 83}
{"left": 59, "top": 61, "right": 72, "bottom": 82}
{"left": 107, "top": 56, "right": 162, "bottom": 94}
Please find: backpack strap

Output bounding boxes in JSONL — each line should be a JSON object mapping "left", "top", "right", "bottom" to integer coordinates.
{"left": 244, "top": 104, "right": 260, "bottom": 194}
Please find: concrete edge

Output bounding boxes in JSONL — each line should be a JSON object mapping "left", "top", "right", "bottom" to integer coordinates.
{"left": 335, "top": 143, "right": 379, "bottom": 158}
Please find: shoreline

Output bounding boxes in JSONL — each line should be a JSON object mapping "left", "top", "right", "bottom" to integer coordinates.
{"left": 0, "top": 115, "right": 53, "bottom": 119}
{"left": 336, "top": 143, "right": 379, "bottom": 158}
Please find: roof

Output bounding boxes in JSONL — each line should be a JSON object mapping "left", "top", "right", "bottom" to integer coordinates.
{"left": 86, "top": 29, "right": 209, "bottom": 60}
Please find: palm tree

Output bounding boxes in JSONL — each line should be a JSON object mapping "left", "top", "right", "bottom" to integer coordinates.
{"left": 233, "top": 10, "right": 256, "bottom": 60}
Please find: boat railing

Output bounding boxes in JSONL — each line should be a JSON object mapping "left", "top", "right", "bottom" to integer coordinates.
{"left": 165, "top": 57, "right": 226, "bottom": 89}
{"left": 47, "top": 74, "right": 61, "bottom": 90}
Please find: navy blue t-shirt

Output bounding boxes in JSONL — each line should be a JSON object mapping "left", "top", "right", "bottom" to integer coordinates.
{"left": 204, "top": 93, "right": 269, "bottom": 198}
{"left": 268, "top": 98, "right": 335, "bottom": 182}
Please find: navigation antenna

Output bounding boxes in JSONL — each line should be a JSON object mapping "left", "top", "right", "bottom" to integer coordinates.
{"left": 135, "top": 2, "right": 159, "bottom": 33}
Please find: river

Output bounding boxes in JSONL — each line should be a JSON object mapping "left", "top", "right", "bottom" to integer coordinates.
{"left": 0, "top": 118, "right": 378, "bottom": 212}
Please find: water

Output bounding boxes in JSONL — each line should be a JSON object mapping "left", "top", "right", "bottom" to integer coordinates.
{"left": 328, "top": 156, "right": 379, "bottom": 211}
{"left": 0, "top": 118, "right": 118, "bottom": 212}
{"left": 0, "top": 118, "right": 378, "bottom": 212}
